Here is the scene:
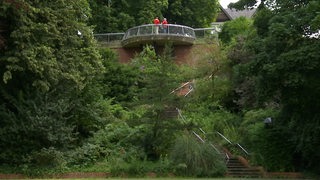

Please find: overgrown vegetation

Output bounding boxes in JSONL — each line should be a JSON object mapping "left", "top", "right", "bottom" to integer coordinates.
{"left": 170, "top": 133, "right": 226, "bottom": 177}
{"left": 0, "top": 0, "right": 319, "bottom": 178}
{"left": 220, "top": 0, "right": 320, "bottom": 175}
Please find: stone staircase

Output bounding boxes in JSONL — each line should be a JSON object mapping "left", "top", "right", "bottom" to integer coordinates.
{"left": 226, "top": 156, "right": 265, "bottom": 178}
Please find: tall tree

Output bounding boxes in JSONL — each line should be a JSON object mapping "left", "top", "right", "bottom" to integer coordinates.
{"left": 99, "top": 48, "right": 139, "bottom": 105}
{"left": 89, "top": 0, "right": 219, "bottom": 33}
{"left": 89, "top": 0, "right": 168, "bottom": 33}
{"left": 0, "top": 0, "right": 106, "bottom": 165}
{"left": 131, "top": 0, "right": 168, "bottom": 24}
{"left": 131, "top": 44, "right": 182, "bottom": 160}
{"left": 229, "top": 0, "right": 320, "bottom": 173}
{"left": 165, "top": 0, "right": 219, "bottom": 27}
{"left": 88, "top": 0, "right": 135, "bottom": 33}
{"left": 219, "top": 17, "right": 253, "bottom": 44}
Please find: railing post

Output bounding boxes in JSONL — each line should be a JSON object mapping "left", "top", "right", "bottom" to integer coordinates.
{"left": 152, "top": 25, "right": 154, "bottom": 34}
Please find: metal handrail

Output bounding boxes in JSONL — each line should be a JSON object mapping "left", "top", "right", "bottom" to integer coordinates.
{"left": 122, "top": 24, "right": 196, "bottom": 40}
{"left": 176, "top": 108, "right": 223, "bottom": 155}
{"left": 176, "top": 108, "right": 250, "bottom": 158}
{"left": 216, "top": 131, "right": 232, "bottom": 144}
{"left": 194, "top": 27, "right": 219, "bottom": 39}
{"left": 94, "top": 25, "right": 222, "bottom": 45}
{"left": 236, "top": 143, "right": 250, "bottom": 156}
{"left": 192, "top": 131, "right": 205, "bottom": 143}
{"left": 94, "top": 33, "right": 125, "bottom": 43}
{"left": 216, "top": 131, "right": 250, "bottom": 156}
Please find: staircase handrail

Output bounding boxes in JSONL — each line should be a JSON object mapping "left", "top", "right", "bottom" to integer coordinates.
{"left": 176, "top": 108, "right": 226, "bottom": 156}
{"left": 216, "top": 131, "right": 250, "bottom": 157}
{"left": 236, "top": 143, "right": 249, "bottom": 156}
{"left": 216, "top": 131, "right": 232, "bottom": 144}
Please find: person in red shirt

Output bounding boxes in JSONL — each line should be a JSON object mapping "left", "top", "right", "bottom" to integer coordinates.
{"left": 153, "top": 17, "right": 160, "bottom": 34}
{"left": 162, "top": 18, "right": 168, "bottom": 33}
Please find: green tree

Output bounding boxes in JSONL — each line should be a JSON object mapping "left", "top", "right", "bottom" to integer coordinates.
{"left": 0, "top": 0, "right": 108, "bottom": 165}
{"left": 229, "top": 0, "right": 320, "bottom": 173}
{"left": 88, "top": 0, "right": 135, "bottom": 33}
{"left": 99, "top": 48, "right": 139, "bottom": 105}
{"left": 131, "top": 44, "right": 182, "bottom": 160}
{"left": 89, "top": 0, "right": 220, "bottom": 33}
{"left": 165, "top": 0, "right": 219, "bottom": 27}
{"left": 219, "top": 17, "right": 253, "bottom": 44}
{"left": 132, "top": 0, "right": 168, "bottom": 24}
{"left": 218, "top": 16, "right": 258, "bottom": 110}
{"left": 89, "top": 0, "right": 168, "bottom": 33}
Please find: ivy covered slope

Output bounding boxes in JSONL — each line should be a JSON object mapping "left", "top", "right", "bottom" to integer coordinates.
{"left": 0, "top": 0, "right": 107, "bottom": 166}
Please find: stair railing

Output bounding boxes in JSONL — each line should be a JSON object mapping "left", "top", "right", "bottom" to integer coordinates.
{"left": 236, "top": 143, "right": 249, "bottom": 156}
{"left": 216, "top": 131, "right": 232, "bottom": 144}
{"left": 176, "top": 108, "right": 227, "bottom": 157}
{"left": 216, "top": 131, "right": 250, "bottom": 157}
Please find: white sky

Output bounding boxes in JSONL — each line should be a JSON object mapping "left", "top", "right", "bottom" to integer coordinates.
{"left": 219, "top": 0, "right": 239, "bottom": 8}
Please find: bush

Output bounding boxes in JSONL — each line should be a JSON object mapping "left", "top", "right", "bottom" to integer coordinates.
{"left": 239, "top": 109, "right": 296, "bottom": 171}
{"left": 109, "top": 156, "right": 171, "bottom": 177}
{"left": 170, "top": 133, "right": 226, "bottom": 177}
{"left": 19, "top": 147, "right": 67, "bottom": 177}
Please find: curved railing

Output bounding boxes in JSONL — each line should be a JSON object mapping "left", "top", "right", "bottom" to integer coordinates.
{"left": 123, "top": 24, "right": 195, "bottom": 39}
{"left": 94, "top": 33, "right": 125, "bottom": 43}
{"left": 122, "top": 24, "right": 196, "bottom": 47}
{"left": 93, "top": 25, "right": 222, "bottom": 47}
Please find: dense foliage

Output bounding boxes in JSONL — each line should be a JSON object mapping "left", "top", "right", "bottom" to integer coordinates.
{"left": 0, "top": 0, "right": 108, "bottom": 166}
{"left": 170, "top": 133, "right": 226, "bottom": 177}
{"left": 164, "top": 0, "right": 219, "bottom": 27}
{"left": 129, "top": 44, "right": 183, "bottom": 160}
{"left": 222, "top": 0, "right": 320, "bottom": 174}
{"left": 1, "top": 0, "right": 320, "bottom": 178}
{"left": 89, "top": 0, "right": 219, "bottom": 33}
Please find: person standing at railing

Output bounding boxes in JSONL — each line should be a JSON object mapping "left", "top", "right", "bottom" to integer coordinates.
{"left": 153, "top": 17, "right": 160, "bottom": 34}
{"left": 162, "top": 18, "right": 168, "bottom": 33}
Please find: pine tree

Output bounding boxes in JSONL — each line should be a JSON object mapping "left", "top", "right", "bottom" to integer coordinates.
{"left": 131, "top": 44, "right": 182, "bottom": 160}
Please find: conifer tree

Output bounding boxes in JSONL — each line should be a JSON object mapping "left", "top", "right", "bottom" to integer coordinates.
{"left": 131, "top": 44, "right": 182, "bottom": 160}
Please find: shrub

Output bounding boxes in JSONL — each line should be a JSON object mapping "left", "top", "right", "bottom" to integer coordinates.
{"left": 109, "top": 156, "right": 171, "bottom": 177}
{"left": 20, "top": 147, "right": 67, "bottom": 177}
{"left": 170, "top": 133, "right": 226, "bottom": 177}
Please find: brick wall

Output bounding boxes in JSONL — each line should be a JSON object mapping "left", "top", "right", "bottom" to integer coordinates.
{"left": 112, "top": 44, "right": 206, "bottom": 64}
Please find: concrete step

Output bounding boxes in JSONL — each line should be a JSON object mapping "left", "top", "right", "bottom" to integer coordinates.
{"left": 226, "top": 157, "right": 264, "bottom": 178}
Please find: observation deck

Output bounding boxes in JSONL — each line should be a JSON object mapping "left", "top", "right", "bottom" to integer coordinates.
{"left": 94, "top": 25, "right": 219, "bottom": 63}
{"left": 121, "top": 24, "right": 196, "bottom": 47}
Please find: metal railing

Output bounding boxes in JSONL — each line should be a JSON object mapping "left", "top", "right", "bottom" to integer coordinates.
{"left": 176, "top": 108, "right": 224, "bottom": 156}
{"left": 194, "top": 27, "right": 219, "bottom": 39}
{"left": 94, "top": 33, "right": 125, "bottom": 44}
{"left": 93, "top": 25, "right": 222, "bottom": 45}
{"left": 216, "top": 131, "right": 250, "bottom": 157}
{"left": 122, "top": 24, "right": 196, "bottom": 40}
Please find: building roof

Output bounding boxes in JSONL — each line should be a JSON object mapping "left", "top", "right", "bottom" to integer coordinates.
{"left": 216, "top": 5, "right": 256, "bottom": 22}
{"left": 225, "top": 8, "right": 256, "bottom": 19}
